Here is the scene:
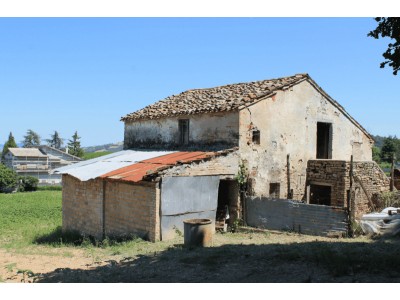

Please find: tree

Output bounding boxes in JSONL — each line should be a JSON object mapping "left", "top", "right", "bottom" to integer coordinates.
{"left": 46, "top": 130, "right": 64, "bottom": 149}
{"left": 368, "top": 17, "right": 400, "bottom": 75}
{"left": 1, "top": 132, "right": 17, "bottom": 161}
{"left": 381, "top": 136, "right": 397, "bottom": 163}
{"left": 0, "top": 164, "right": 18, "bottom": 192}
{"left": 22, "top": 129, "right": 41, "bottom": 148}
{"left": 372, "top": 146, "right": 381, "bottom": 163}
{"left": 67, "top": 131, "right": 84, "bottom": 158}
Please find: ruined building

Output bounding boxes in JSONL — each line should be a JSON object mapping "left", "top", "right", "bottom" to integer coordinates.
{"left": 59, "top": 73, "right": 389, "bottom": 241}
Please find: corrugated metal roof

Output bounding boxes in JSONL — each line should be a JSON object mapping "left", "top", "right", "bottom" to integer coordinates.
{"left": 101, "top": 151, "right": 215, "bottom": 183}
{"left": 53, "top": 150, "right": 176, "bottom": 181}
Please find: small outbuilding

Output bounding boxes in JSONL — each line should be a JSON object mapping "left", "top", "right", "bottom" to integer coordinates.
{"left": 55, "top": 149, "right": 239, "bottom": 242}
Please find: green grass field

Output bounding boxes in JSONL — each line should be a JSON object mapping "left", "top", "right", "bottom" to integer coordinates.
{"left": 0, "top": 191, "right": 62, "bottom": 250}
{"left": 83, "top": 151, "right": 112, "bottom": 160}
{"left": 0, "top": 190, "right": 163, "bottom": 258}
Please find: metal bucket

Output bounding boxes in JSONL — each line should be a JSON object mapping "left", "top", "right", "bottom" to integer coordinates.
{"left": 183, "top": 219, "right": 213, "bottom": 247}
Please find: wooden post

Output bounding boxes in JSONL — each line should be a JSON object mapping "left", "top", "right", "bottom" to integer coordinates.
{"left": 347, "top": 155, "right": 354, "bottom": 237}
{"left": 390, "top": 155, "right": 395, "bottom": 192}
{"left": 287, "top": 154, "right": 292, "bottom": 199}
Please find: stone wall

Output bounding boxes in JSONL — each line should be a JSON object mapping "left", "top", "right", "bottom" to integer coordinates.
{"left": 124, "top": 111, "right": 239, "bottom": 150}
{"left": 160, "top": 151, "right": 239, "bottom": 178}
{"left": 246, "top": 196, "right": 348, "bottom": 236}
{"left": 238, "top": 80, "right": 373, "bottom": 200}
{"left": 62, "top": 175, "right": 104, "bottom": 238}
{"left": 306, "top": 160, "right": 390, "bottom": 218}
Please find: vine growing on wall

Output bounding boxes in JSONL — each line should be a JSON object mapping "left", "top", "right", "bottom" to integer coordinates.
{"left": 236, "top": 160, "right": 248, "bottom": 192}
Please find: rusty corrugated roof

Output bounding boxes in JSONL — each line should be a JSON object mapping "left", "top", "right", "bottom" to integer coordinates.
{"left": 100, "top": 151, "right": 222, "bottom": 183}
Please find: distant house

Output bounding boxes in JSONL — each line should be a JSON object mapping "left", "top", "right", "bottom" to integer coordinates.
{"left": 4, "top": 146, "right": 81, "bottom": 185}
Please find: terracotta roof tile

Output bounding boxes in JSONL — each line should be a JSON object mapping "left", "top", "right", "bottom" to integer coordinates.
{"left": 121, "top": 74, "right": 308, "bottom": 122}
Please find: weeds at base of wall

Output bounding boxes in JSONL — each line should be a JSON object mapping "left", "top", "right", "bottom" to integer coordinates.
{"left": 34, "top": 226, "right": 142, "bottom": 248}
{"left": 350, "top": 221, "right": 364, "bottom": 237}
{"left": 173, "top": 226, "right": 183, "bottom": 237}
{"left": 229, "top": 218, "right": 244, "bottom": 233}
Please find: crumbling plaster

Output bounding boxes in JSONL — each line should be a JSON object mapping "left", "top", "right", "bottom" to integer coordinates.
{"left": 238, "top": 80, "right": 373, "bottom": 199}
{"left": 124, "top": 111, "right": 239, "bottom": 150}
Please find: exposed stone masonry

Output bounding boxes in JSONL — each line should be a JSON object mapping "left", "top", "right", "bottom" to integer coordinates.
{"left": 307, "top": 160, "right": 390, "bottom": 219}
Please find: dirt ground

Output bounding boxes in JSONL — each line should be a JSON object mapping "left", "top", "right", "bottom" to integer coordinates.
{"left": 1, "top": 229, "right": 400, "bottom": 283}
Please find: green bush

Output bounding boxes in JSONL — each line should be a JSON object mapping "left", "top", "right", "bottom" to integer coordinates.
{"left": 0, "top": 164, "right": 18, "bottom": 193}
{"left": 18, "top": 176, "right": 39, "bottom": 192}
{"left": 37, "top": 185, "right": 62, "bottom": 191}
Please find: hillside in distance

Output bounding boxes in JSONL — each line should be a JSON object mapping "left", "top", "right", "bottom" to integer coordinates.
{"left": 83, "top": 141, "right": 123, "bottom": 153}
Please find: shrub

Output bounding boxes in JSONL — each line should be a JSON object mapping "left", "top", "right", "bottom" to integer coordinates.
{"left": 374, "top": 191, "right": 400, "bottom": 211}
{"left": 0, "top": 164, "right": 18, "bottom": 193}
{"left": 18, "top": 176, "right": 39, "bottom": 192}
{"left": 37, "top": 186, "right": 62, "bottom": 191}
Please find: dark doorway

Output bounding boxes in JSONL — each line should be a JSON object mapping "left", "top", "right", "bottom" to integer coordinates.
{"left": 216, "top": 180, "right": 239, "bottom": 229}
{"left": 316, "top": 122, "right": 332, "bottom": 159}
{"left": 310, "top": 184, "right": 331, "bottom": 206}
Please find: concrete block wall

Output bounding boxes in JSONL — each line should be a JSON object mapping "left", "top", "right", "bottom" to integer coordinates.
{"left": 62, "top": 175, "right": 104, "bottom": 238}
{"left": 246, "top": 196, "right": 348, "bottom": 236}
{"left": 104, "top": 181, "right": 159, "bottom": 242}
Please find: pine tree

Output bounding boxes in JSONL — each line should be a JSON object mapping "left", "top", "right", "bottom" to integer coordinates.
{"left": 2, "top": 132, "right": 18, "bottom": 161}
{"left": 68, "top": 131, "right": 84, "bottom": 158}
{"left": 22, "top": 129, "right": 41, "bottom": 148}
{"left": 46, "top": 130, "right": 64, "bottom": 149}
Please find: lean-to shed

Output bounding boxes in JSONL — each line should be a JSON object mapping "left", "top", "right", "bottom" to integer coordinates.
{"left": 55, "top": 149, "right": 239, "bottom": 242}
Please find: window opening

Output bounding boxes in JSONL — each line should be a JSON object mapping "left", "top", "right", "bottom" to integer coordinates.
{"left": 316, "top": 122, "right": 332, "bottom": 159}
{"left": 310, "top": 184, "right": 331, "bottom": 206}
{"left": 179, "top": 119, "right": 189, "bottom": 145}
{"left": 269, "top": 183, "right": 280, "bottom": 198}
{"left": 252, "top": 129, "right": 260, "bottom": 145}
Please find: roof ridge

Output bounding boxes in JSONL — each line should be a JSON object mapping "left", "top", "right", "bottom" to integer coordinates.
{"left": 121, "top": 73, "right": 308, "bottom": 122}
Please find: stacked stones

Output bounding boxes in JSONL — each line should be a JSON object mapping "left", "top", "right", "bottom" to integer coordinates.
{"left": 306, "top": 160, "right": 390, "bottom": 219}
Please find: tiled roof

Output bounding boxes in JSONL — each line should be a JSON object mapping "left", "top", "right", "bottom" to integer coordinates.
{"left": 121, "top": 74, "right": 308, "bottom": 122}
{"left": 7, "top": 148, "right": 47, "bottom": 157}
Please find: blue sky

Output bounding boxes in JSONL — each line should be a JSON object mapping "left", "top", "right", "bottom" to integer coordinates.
{"left": 0, "top": 17, "right": 398, "bottom": 147}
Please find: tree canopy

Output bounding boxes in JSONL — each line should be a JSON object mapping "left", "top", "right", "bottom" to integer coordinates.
{"left": 22, "top": 129, "right": 41, "bottom": 148}
{"left": 46, "top": 131, "right": 64, "bottom": 149}
{"left": 378, "top": 135, "right": 400, "bottom": 163}
{"left": 0, "top": 163, "right": 18, "bottom": 192}
{"left": 368, "top": 17, "right": 400, "bottom": 75}
{"left": 67, "top": 131, "right": 84, "bottom": 158}
{"left": 1, "top": 132, "right": 17, "bottom": 160}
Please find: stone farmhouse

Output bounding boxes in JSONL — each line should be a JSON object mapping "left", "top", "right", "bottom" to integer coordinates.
{"left": 58, "top": 73, "right": 390, "bottom": 241}
{"left": 4, "top": 146, "right": 81, "bottom": 185}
